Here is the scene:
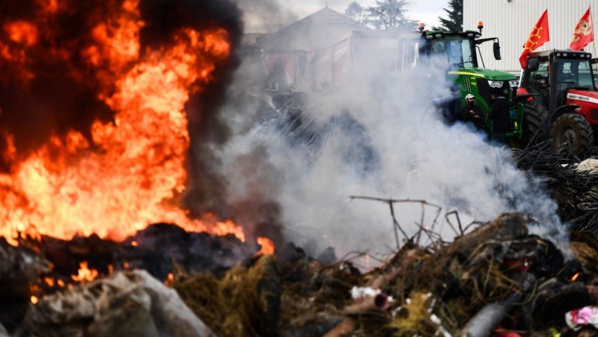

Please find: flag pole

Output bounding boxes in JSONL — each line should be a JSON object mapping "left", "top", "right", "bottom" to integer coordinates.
{"left": 590, "top": 5, "right": 598, "bottom": 72}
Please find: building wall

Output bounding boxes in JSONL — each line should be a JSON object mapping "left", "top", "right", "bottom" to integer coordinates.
{"left": 463, "top": 0, "right": 597, "bottom": 74}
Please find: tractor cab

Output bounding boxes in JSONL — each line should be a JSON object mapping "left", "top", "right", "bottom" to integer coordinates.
{"left": 419, "top": 30, "right": 480, "bottom": 70}
{"left": 520, "top": 50, "right": 596, "bottom": 114}
{"left": 419, "top": 25, "right": 520, "bottom": 138}
{"left": 519, "top": 49, "right": 598, "bottom": 158}
{"left": 419, "top": 25, "right": 503, "bottom": 71}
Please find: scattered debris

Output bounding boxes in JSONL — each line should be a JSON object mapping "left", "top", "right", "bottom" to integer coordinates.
{"left": 513, "top": 140, "right": 598, "bottom": 232}
{"left": 1, "top": 145, "right": 598, "bottom": 336}
{"left": 0, "top": 209, "right": 596, "bottom": 336}
{"left": 15, "top": 270, "right": 216, "bottom": 337}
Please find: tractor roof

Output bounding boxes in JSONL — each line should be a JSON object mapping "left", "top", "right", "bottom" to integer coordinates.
{"left": 528, "top": 49, "right": 592, "bottom": 59}
{"left": 422, "top": 30, "right": 481, "bottom": 40}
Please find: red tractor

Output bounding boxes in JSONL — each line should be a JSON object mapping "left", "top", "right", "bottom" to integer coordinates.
{"left": 518, "top": 49, "right": 598, "bottom": 158}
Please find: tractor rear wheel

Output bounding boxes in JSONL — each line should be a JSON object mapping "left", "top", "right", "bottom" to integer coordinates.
{"left": 522, "top": 100, "right": 549, "bottom": 145}
{"left": 551, "top": 113, "right": 594, "bottom": 159}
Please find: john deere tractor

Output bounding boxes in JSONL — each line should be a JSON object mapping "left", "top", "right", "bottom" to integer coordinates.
{"left": 419, "top": 24, "right": 532, "bottom": 145}
{"left": 518, "top": 49, "right": 597, "bottom": 158}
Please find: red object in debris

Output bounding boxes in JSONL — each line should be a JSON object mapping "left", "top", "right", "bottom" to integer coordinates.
{"left": 493, "top": 326, "right": 522, "bottom": 337}
{"left": 566, "top": 306, "right": 598, "bottom": 330}
{"left": 503, "top": 258, "right": 530, "bottom": 272}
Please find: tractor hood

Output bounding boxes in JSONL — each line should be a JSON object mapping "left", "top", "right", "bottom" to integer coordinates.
{"left": 449, "top": 68, "right": 517, "bottom": 81}
{"left": 567, "top": 89, "right": 598, "bottom": 105}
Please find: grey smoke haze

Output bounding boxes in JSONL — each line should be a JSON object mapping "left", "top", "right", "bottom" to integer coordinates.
{"left": 232, "top": 0, "right": 299, "bottom": 33}
{"left": 234, "top": 0, "right": 449, "bottom": 33}
{"left": 208, "top": 6, "right": 568, "bottom": 266}
{"left": 213, "top": 61, "right": 568, "bottom": 268}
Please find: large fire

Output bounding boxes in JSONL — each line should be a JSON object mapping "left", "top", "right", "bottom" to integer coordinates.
{"left": 0, "top": 0, "right": 251, "bottom": 247}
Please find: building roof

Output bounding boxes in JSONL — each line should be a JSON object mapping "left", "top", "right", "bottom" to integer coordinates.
{"left": 257, "top": 6, "right": 369, "bottom": 50}
{"left": 275, "top": 6, "right": 364, "bottom": 36}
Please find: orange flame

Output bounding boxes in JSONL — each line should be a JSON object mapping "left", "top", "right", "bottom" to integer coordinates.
{"left": 72, "top": 261, "right": 99, "bottom": 282}
{"left": 255, "top": 237, "right": 275, "bottom": 256}
{"left": 164, "top": 272, "right": 174, "bottom": 286}
{"left": 4, "top": 21, "right": 38, "bottom": 46}
{"left": 44, "top": 277, "right": 55, "bottom": 287}
{"left": 1, "top": 20, "right": 37, "bottom": 82}
{"left": 39, "top": 0, "right": 62, "bottom": 14}
{"left": 0, "top": 0, "right": 242, "bottom": 245}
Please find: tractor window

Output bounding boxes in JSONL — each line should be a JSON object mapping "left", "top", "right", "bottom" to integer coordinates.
{"left": 557, "top": 59, "right": 595, "bottom": 90}
{"left": 524, "top": 57, "right": 549, "bottom": 104}
{"left": 448, "top": 41, "right": 461, "bottom": 68}
{"left": 428, "top": 40, "right": 449, "bottom": 69}
{"left": 557, "top": 62, "right": 574, "bottom": 83}
{"left": 575, "top": 60, "right": 594, "bottom": 88}
{"left": 428, "top": 38, "right": 475, "bottom": 70}
{"left": 397, "top": 38, "right": 419, "bottom": 71}
{"left": 529, "top": 59, "right": 549, "bottom": 84}
{"left": 457, "top": 40, "right": 474, "bottom": 69}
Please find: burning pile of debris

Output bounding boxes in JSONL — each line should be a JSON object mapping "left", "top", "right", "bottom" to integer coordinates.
{"left": 2, "top": 209, "right": 598, "bottom": 337}
{"left": 2, "top": 141, "right": 594, "bottom": 337}
{"left": 0, "top": 121, "right": 596, "bottom": 337}
{"left": 5, "top": 0, "right": 598, "bottom": 336}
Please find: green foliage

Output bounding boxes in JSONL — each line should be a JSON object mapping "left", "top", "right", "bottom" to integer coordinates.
{"left": 368, "top": 0, "right": 417, "bottom": 30}
{"left": 345, "top": 1, "right": 364, "bottom": 18}
{"left": 344, "top": 0, "right": 418, "bottom": 30}
{"left": 436, "top": 0, "right": 462, "bottom": 32}
{"left": 345, "top": 1, "right": 370, "bottom": 25}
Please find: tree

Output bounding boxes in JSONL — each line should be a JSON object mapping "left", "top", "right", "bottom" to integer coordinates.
{"left": 345, "top": 1, "right": 364, "bottom": 19}
{"left": 437, "top": 0, "right": 462, "bottom": 32}
{"left": 344, "top": 1, "right": 369, "bottom": 26}
{"left": 367, "top": 0, "right": 417, "bottom": 30}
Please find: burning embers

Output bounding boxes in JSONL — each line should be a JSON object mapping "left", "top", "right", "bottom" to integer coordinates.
{"left": 14, "top": 222, "right": 257, "bottom": 310}
{"left": 0, "top": 0, "right": 253, "bottom": 248}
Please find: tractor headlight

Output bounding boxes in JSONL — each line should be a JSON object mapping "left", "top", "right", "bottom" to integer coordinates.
{"left": 509, "top": 80, "right": 518, "bottom": 88}
{"left": 488, "top": 80, "right": 503, "bottom": 88}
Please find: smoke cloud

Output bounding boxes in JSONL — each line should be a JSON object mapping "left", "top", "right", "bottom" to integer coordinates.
{"left": 0, "top": 0, "right": 567, "bottom": 262}
{"left": 212, "top": 7, "right": 566, "bottom": 266}
{"left": 231, "top": 0, "right": 299, "bottom": 33}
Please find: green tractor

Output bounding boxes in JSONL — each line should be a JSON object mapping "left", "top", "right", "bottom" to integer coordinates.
{"left": 419, "top": 24, "right": 529, "bottom": 146}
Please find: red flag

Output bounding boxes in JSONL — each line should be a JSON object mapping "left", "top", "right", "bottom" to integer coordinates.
{"left": 570, "top": 7, "right": 594, "bottom": 50}
{"left": 519, "top": 10, "right": 550, "bottom": 69}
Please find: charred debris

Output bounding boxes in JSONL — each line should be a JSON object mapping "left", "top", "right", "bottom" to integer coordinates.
{"left": 0, "top": 142, "right": 597, "bottom": 336}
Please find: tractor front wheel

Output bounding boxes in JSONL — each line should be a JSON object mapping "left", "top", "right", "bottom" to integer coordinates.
{"left": 551, "top": 113, "right": 594, "bottom": 159}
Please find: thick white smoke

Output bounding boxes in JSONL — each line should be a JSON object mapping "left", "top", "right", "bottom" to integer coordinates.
{"left": 212, "top": 4, "right": 567, "bottom": 267}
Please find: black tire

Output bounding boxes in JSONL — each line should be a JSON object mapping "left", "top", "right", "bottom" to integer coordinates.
{"left": 522, "top": 100, "right": 549, "bottom": 146}
{"left": 551, "top": 113, "right": 594, "bottom": 159}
